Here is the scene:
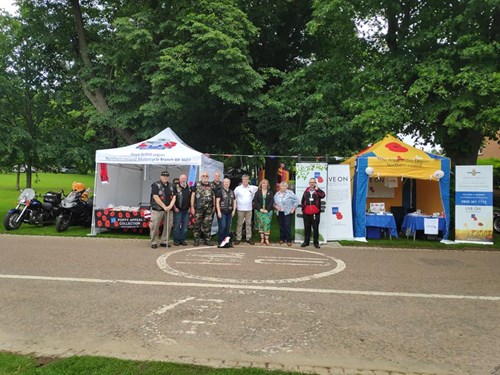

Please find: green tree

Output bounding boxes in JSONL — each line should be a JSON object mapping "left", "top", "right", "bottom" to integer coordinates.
{"left": 0, "top": 5, "right": 98, "bottom": 186}
{"left": 346, "top": 0, "right": 499, "bottom": 164}
{"left": 0, "top": 11, "right": 56, "bottom": 187}
{"left": 249, "top": 0, "right": 365, "bottom": 158}
{"left": 143, "top": 0, "right": 264, "bottom": 150}
{"left": 17, "top": 0, "right": 265, "bottom": 155}
{"left": 241, "top": 0, "right": 325, "bottom": 185}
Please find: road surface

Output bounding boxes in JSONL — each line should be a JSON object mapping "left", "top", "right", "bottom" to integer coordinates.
{"left": 0, "top": 235, "right": 499, "bottom": 375}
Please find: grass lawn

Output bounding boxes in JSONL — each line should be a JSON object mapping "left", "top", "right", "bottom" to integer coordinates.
{"left": 0, "top": 352, "right": 302, "bottom": 375}
{"left": 341, "top": 235, "right": 499, "bottom": 249}
{"left": 1, "top": 172, "right": 498, "bottom": 248}
{"left": 0, "top": 172, "right": 95, "bottom": 237}
{"left": 0, "top": 172, "right": 287, "bottom": 241}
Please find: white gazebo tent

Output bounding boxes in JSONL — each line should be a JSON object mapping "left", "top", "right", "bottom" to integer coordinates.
{"left": 91, "top": 127, "right": 223, "bottom": 235}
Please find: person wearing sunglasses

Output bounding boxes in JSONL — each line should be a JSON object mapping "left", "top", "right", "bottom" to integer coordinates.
{"left": 149, "top": 170, "right": 176, "bottom": 249}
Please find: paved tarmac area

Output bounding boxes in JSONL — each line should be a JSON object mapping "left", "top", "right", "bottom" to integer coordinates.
{"left": 0, "top": 235, "right": 499, "bottom": 375}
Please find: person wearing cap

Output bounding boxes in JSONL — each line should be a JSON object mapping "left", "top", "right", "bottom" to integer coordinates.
{"left": 190, "top": 171, "right": 215, "bottom": 246}
{"left": 149, "top": 171, "right": 176, "bottom": 249}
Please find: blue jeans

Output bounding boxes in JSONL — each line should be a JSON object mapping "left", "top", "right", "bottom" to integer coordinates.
{"left": 173, "top": 209, "right": 189, "bottom": 242}
{"left": 218, "top": 212, "right": 232, "bottom": 244}
{"left": 277, "top": 212, "right": 292, "bottom": 242}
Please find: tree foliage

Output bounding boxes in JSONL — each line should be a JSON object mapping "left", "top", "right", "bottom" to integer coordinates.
{"left": 344, "top": 0, "right": 500, "bottom": 164}
{"left": 0, "top": 0, "right": 498, "bottom": 178}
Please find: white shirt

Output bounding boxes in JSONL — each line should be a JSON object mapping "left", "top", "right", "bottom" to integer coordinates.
{"left": 234, "top": 184, "right": 258, "bottom": 211}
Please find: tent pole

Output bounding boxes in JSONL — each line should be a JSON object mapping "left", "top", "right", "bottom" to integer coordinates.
{"left": 88, "top": 163, "right": 98, "bottom": 236}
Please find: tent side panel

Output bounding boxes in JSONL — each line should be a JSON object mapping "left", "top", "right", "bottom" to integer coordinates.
{"left": 142, "top": 165, "right": 193, "bottom": 205}
{"left": 94, "top": 164, "right": 144, "bottom": 208}
{"left": 352, "top": 157, "right": 369, "bottom": 238}
{"left": 201, "top": 155, "right": 224, "bottom": 177}
{"left": 439, "top": 157, "right": 451, "bottom": 239}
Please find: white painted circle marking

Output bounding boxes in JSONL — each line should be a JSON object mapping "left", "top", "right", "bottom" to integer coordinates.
{"left": 157, "top": 246, "right": 346, "bottom": 284}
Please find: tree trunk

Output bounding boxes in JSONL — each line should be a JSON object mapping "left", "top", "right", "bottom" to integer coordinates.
{"left": 15, "top": 169, "right": 20, "bottom": 191}
{"left": 70, "top": 0, "right": 135, "bottom": 144}
{"left": 385, "top": 7, "right": 399, "bottom": 52}
{"left": 265, "top": 157, "right": 279, "bottom": 192}
{"left": 26, "top": 168, "right": 32, "bottom": 189}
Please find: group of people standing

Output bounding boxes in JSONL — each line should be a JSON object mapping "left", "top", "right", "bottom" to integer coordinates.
{"left": 149, "top": 170, "right": 325, "bottom": 250}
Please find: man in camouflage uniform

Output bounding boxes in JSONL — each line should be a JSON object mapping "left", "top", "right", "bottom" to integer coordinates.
{"left": 190, "top": 171, "right": 215, "bottom": 246}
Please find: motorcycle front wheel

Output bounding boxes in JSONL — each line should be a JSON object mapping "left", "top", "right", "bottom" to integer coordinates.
{"left": 494, "top": 216, "right": 500, "bottom": 234}
{"left": 4, "top": 211, "right": 23, "bottom": 230}
{"left": 55, "top": 215, "right": 70, "bottom": 232}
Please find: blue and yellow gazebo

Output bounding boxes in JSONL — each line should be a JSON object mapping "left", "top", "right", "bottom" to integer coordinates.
{"left": 344, "top": 134, "right": 451, "bottom": 239}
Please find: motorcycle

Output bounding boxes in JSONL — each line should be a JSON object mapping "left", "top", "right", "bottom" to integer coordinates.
{"left": 55, "top": 188, "right": 93, "bottom": 232}
{"left": 3, "top": 189, "right": 62, "bottom": 230}
{"left": 494, "top": 210, "right": 500, "bottom": 234}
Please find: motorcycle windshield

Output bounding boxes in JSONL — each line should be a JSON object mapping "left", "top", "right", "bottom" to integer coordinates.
{"left": 19, "top": 188, "right": 36, "bottom": 201}
{"left": 62, "top": 192, "right": 79, "bottom": 207}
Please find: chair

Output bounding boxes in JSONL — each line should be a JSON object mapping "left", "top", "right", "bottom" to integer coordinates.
{"left": 390, "top": 206, "right": 405, "bottom": 233}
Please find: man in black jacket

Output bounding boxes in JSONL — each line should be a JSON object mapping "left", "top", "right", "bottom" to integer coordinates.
{"left": 172, "top": 174, "right": 191, "bottom": 246}
{"left": 300, "top": 178, "right": 325, "bottom": 249}
{"left": 150, "top": 171, "right": 176, "bottom": 249}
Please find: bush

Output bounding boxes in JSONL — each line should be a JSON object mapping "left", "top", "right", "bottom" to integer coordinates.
{"left": 477, "top": 158, "right": 500, "bottom": 188}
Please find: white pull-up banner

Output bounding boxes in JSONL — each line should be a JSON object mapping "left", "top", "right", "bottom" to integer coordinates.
{"left": 325, "top": 164, "right": 354, "bottom": 240}
{"left": 295, "top": 163, "right": 328, "bottom": 243}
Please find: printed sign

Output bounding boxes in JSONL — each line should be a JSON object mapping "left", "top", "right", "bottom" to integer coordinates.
{"left": 325, "top": 164, "right": 354, "bottom": 240}
{"left": 367, "top": 177, "right": 395, "bottom": 198}
{"left": 424, "top": 218, "right": 439, "bottom": 235}
{"left": 95, "top": 209, "right": 150, "bottom": 232}
{"left": 369, "top": 202, "right": 386, "bottom": 213}
{"left": 455, "top": 166, "right": 494, "bottom": 244}
{"left": 295, "top": 163, "right": 328, "bottom": 243}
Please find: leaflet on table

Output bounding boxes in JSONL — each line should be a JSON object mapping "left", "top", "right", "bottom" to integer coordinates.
{"left": 100, "top": 205, "right": 142, "bottom": 211}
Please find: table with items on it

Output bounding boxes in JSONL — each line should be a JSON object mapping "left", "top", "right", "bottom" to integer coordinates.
{"left": 365, "top": 212, "right": 398, "bottom": 239}
{"left": 401, "top": 212, "right": 446, "bottom": 240}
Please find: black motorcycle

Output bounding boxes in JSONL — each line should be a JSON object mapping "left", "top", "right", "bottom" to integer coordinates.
{"left": 55, "top": 189, "right": 93, "bottom": 232}
{"left": 4, "top": 189, "right": 62, "bottom": 230}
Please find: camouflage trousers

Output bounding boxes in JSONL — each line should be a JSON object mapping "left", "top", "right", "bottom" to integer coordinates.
{"left": 193, "top": 206, "right": 214, "bottom": 240}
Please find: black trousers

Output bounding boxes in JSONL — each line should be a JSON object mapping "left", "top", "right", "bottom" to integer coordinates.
{"left": 277, "top": 212, "right": 292, "bottom": 242}
{"left": 303, "top": 213, "right": 320, "bottom": 244}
